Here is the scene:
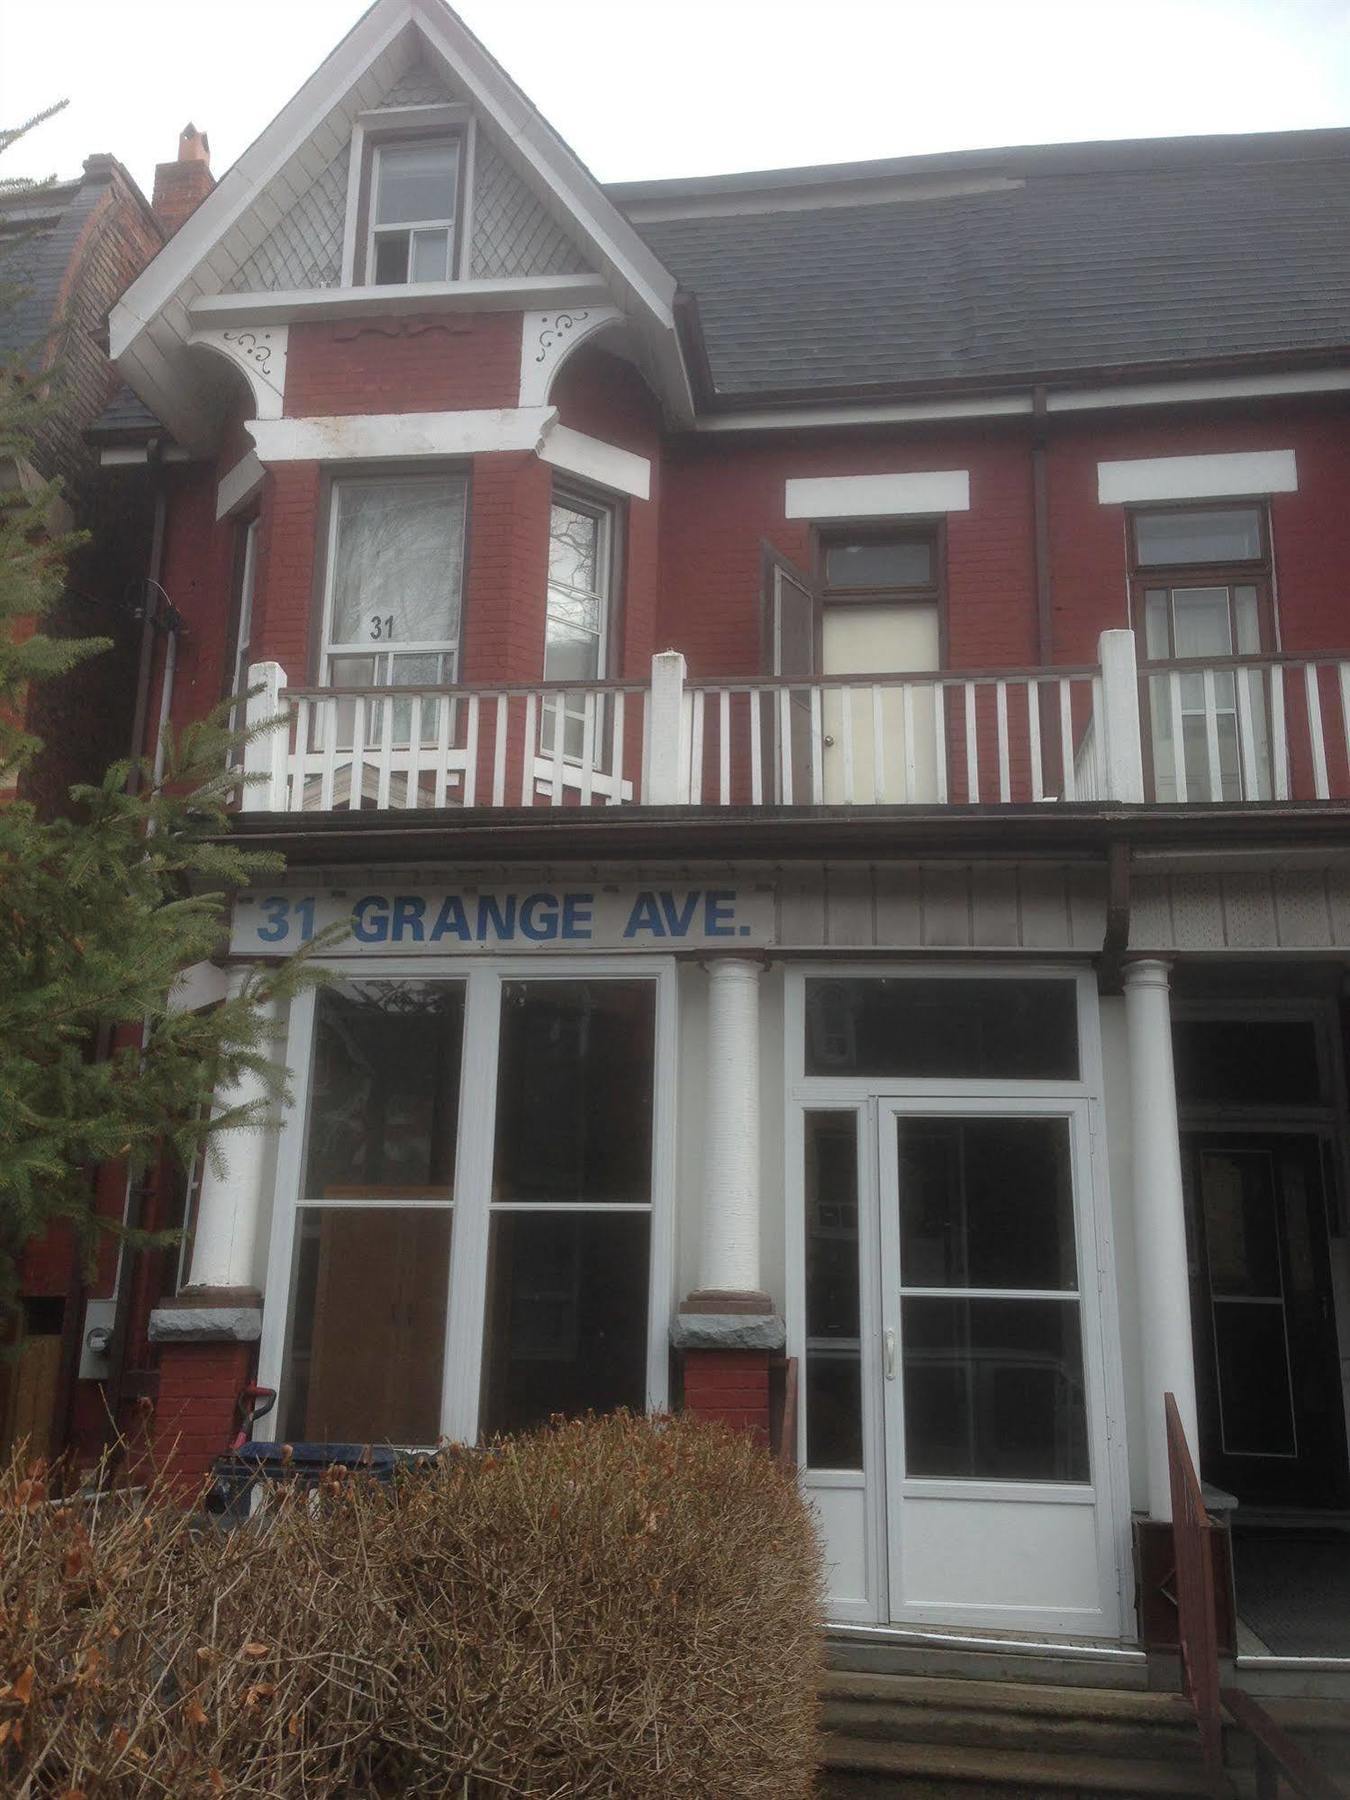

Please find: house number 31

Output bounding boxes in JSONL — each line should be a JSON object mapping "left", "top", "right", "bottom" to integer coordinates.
{"left": 369, "top": 614, "right": 395, "bottom": 639}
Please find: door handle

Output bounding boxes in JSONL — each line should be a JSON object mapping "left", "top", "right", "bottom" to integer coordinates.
{"left": 884, "top": 1329, "right": 897, "bottom": 1380}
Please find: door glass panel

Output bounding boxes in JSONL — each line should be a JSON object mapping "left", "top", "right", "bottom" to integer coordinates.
{"left": 1143, "top": 589, "right": 1170, "bottom": 659}
{"left": 493, "top": 981, "right": 654, "bottom": 1203}
{"left": 1173, "top": 1018, "right": 1323, "bottom": 1107}
{"left": 481, "top": 1210, "right": 649, "bottom": 1436}
{"left": 303, "top": 981, "right": 465, "bottom": 1199}
{"left": 283, "top": 1206, "right": 452, "bottom": 1444}
{"left": 1134, "top": 507, "right": 1263, "bottom": 566}
{"left": 901, "top": 1295, "right": 1089, "bottom": 1481}
{"left": 899, "top": 1117, "right": 1076, "bottom": 1290}
{"left": 805, "top": 1111, "right": 862, "bottom": 1469}
{"left": 806, "top": 978, "right": 1078, "bottom": 1079}
{"left": 1201, "top": 1152, "right": 1282, "bottom": 1297}
{"left": 1171, "top": 588, "right": 1233, "bottom": 659}
{"left": 1213, "top": 1303, "right": 1296, "bottom": 1457}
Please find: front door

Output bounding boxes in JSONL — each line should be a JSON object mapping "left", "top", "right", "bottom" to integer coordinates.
{"left": 1185, "top": 1132, "right": 1349, "bottom": 1509}
{"left": 875, "top": 1099, "right": 1116, "bottom": 1630}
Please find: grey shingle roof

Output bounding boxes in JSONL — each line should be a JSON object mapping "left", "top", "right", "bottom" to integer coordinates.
{"left": 629, "top": 132, "right": 1350, "bottom": 402}
{"left": 0, "top": 176, "right": 92, "bottom": 365}
{"left": 87, "top": 382, "right": 164, "bottom": 436}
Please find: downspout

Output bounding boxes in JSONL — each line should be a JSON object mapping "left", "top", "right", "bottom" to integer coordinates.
{"left": 1097, "top": 841, "right": 1133, "bottom": 995}
{"left": 125, "top": 439, "right": 167, "bottom": 797}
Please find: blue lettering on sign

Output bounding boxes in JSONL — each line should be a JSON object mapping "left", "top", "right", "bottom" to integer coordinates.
{"left": 704, "top": 890, "right": 736, "bottom": 937}
{"left": 660, "top": 891, "right": 700, "bottom": 936}
{"left": 562, "top": 892, "right": 594, "bottom": 939}
{"left": 477, "top": 894, "right": 516, "bottom": 940}
{"left": 430, "top": 895, "right": 471, "bottom": 942}
{"left": 519, "top": 892, "right": 559, "bottom": 941}
{"left": 256, "top": 896, "right": 291, "bottom": 943}
{"left": 351, "top": 896, "right": 389, "bottom": 943}
{"left": 622, "top": 892, "right": 665, "bottom": 938}
{"left": 391, "top": 896, "right": 426, "bottom": 943}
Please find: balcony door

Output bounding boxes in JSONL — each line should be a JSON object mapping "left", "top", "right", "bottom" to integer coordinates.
{"left": 1131, "top": 504, "right": 1274, "bottom": 802}
{"left": 763, "top": 546, "right": 818, "bottom": 803}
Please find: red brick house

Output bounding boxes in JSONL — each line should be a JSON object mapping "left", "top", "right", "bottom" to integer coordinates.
{"left": 83, "top": 0, "right": 1350, "bottom": 1695}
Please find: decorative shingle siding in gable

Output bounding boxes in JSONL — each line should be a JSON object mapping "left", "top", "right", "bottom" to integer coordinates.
{"left": 228, "top": 147, "right": 351, "bottom": 292}
{"left": 225, "top": 68, "right": 591, "bottom": 293}
{"left": 470, "top": 135, "right": 591, "bottom": 279}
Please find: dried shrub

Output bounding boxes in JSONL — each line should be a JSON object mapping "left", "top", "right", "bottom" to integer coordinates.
{"left": 0, "top": 1411, "right": 823, "bottom": 1796}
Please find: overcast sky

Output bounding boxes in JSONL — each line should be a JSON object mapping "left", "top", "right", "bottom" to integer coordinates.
{"left": 4, "top": 0, "right": 1350, "bottom": 197}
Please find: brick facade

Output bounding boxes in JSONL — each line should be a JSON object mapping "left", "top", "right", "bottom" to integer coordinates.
{"left": 681, "top": 1350, "right": 772, "bottom": 1448}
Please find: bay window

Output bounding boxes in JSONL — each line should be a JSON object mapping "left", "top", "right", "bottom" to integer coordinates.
{"left": 542, "top": 490, "right": 613, "bottom": 763}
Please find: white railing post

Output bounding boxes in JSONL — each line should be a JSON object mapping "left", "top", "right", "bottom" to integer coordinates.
{"left": 242, "top": 660, "right": 288, "bottom": 812}
{"left": 646, "top": 650, "right": 691, "bottom": 804}
{"left": 1097, "top": 629, "right": 1145, "bottom": 803}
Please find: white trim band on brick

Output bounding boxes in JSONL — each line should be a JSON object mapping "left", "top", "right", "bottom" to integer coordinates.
{"left": 539, "top": 422, "right": 650, "bottom": 499}
{"left": 784, "top": 469, "right": 971, "bottom": 519}
{"left": 247, "top": 407, "right": 557, "bottom": 463}
{"left": 216, "top": 451, "right": 264, "bottom": 520}
{"left": 1096, "top": 449, "right": 1298, "bottom": 505}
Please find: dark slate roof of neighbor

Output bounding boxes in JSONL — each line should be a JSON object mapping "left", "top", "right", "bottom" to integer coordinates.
{"left": 0, "top": 174, "right": 95, "bottom": 363}
{"left": 619, "top": 128, "right": 1350, "bottom": 404}
{"left": 87, "top": 382, "right": 164, "bottom": 437}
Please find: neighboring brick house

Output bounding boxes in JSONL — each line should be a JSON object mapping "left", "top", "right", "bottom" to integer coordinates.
{"left": 61, "top": 0, "right": 1350, "bottom": 1692}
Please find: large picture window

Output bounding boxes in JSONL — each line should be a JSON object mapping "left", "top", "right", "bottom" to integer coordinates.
{"left": 273, "top": 966, "right": 665, "bottom": 1448}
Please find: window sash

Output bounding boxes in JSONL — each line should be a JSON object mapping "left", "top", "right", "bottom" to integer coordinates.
{"left": 367, "top": 138, "right": 460, "bottom": 285}
{"left": 543, "top": 493, "right": 613, "bottom": 763}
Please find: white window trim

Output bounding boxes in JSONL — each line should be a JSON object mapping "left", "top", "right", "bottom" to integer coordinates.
{"left": 786, "top": 470, "right": 970, "bottom": 520}
{"left": 1097, "top": 450, "right": 1298, "bottom": 506}
{"left": 783, "top": 962, "right": 1130, "bottom": 1635}
{"left": 536, "top": 486, "right": 624, "bottom": 797}
{"left": 318, "top": 471, "right": 469, "bottom": 689}
{"left": 341, "top": 104, "right": 476, "bottom": 289}
{"left": 253, "top": 956, "right": 678, "bottom": 1447}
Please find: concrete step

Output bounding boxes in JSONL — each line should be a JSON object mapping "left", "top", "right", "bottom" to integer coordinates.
{"left": 820, "top": 1730, "right": 1218, "bottom": 1796}
{"left": 827, "top": 1632, "right": 1151, "bottom": 1691}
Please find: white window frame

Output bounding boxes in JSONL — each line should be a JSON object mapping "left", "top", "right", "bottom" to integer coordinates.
{"left": 783, "top": 962, "right": 1130, "bottom": 1635}
{"left": 254, "top": 956, "right": 678, "bottom": 1448}
{"left": 535, "top": 485, "right": 624, "bottom": 797}
{"left": 341, "top": 105, "right": 476, "bottom": 289}
{"left": 227, "top": 515, "right": 259, "bottom": 742}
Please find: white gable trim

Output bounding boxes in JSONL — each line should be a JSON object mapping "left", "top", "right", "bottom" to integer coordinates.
{"left": 519, "top": 305, "right": 624, "bottom": 407}
{"left": 539, "top": 424, "right": 650, "bottom": 500}
{"left": 216, "top": 451, "right": 265, "bottom": 520}
{"left": 1096, "top": 449, "right": 1298, "bottom": 505}
{"left": 785, "top": 470, "right": 971, "bottom": 519}
{"left": 247, "top": 407, "right": 555, "bottom": 463}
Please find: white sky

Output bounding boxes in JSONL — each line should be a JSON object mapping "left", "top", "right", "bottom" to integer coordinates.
{"left": 4, "top": 0, "right": 1350, "bottom": 197}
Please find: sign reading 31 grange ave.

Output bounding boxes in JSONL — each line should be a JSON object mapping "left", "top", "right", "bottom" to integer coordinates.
{"left": 230, "top": 885, "right": 776, "bottom": 955}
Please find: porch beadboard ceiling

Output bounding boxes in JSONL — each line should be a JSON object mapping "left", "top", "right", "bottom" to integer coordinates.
{"left": 630, "top": 129, "right": 1350, "bottom": 404}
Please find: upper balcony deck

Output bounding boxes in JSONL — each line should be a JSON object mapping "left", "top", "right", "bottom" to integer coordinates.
{"left": 238, "top": 630, "right": 1350, "bottom": 823}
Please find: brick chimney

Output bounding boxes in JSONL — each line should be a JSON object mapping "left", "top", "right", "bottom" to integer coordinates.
{"left": 151, "top": 123, "right": 214, "bottom": 239}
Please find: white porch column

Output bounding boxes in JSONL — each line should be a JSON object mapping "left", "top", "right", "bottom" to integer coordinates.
{"left": 1124, "top": 958, "right": 1199, "bottom": 1520}
{"left": 185, "top": 965, "right": 279, "bottom": 1294}
{"left": 697, "top": 958, "right": 763, "bottom": 1298}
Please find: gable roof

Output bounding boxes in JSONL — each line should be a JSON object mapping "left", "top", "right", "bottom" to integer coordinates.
{"left": 622, "top": 128, "right": 1350, "bottom": 406}
{"left": 110, "top": 0, "right": 688, "bottom": 447}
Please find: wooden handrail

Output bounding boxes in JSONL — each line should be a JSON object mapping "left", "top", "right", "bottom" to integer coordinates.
{"left": 1220, "top": 1687, "right": 1349, "bottom": 1800}
{"left": 1165, "top": 1392, "right": 1226, "bottom": 1795}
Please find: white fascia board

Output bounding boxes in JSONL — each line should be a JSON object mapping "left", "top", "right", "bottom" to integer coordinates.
{"left": 217, "top": 450, "right": 265, "bottom": 519}
{"left": 248, "top": 407, "right": 556, "bottom": 463}
{"left": 785, "top": 469, "right": 970, "bottom": 518}
{"left": 539, "top": 423, "right": 650, "bottom": 500}
{"left": 113, "top": 2, "right": 416, "bottom": 355}
{"left": 189, "top": 273, "right": 609, "bottom": 329}
{"left": 1096, "top": 449, "right": 1298, "bottom": 505}
{"left": 98, "top": 444, "right": 195, "bottom": 467}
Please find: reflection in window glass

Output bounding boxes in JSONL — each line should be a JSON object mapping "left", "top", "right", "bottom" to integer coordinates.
{"left": 806, "top": 979, "right": 1078, "bottom": 1080}
{"left": 900, "top": 1118, "right": 1077, "bottom": 1291}
{"left": 304, "top": 982, "right": 464, "bottom": 1198}
{"left": 494, "top": 981, "right": 654, "bottom": 1203}
{"left": 902, "top": 1296, "right": 1088, "bottom": 1482}
{"left": 805, "top": 1111, "right": 862, "bottom": 1469}
{"left": 481, "top": 1211, "right": 649, "bottom": 1436}
{"left": 825, "top": 537, "right": 934, "bottom": 590}
{"left": 283, "top": 1207, "right": 452, "bottom": 1444}
{"left": 1134, "top": 507, "right": 1263, "bottom": 567}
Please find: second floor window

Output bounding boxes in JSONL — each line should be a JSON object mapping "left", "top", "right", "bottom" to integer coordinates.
{"left": 369, "top": 138, "right": 461, "bottom": 284}
{"left": 543, "top": 491, "right": 613, "bottom": 761}
{"left": 322, "top": 474, "right": 467, "bottom": 714}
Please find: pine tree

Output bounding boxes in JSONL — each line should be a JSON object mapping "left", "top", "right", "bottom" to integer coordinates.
{"left": 0, "top": 114, "right": 315, "bottom": 1336}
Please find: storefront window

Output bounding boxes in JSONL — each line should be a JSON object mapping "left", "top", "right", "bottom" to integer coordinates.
{"left": 482, "top": 980, "right": 656, "bottom": 1436}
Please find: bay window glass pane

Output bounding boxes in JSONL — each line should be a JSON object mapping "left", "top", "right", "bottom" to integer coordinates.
{"left": 375, "top": 141, "right": 458, "bottom": 226}
{"left": 330, "top": 478, "right": 465, "bottom": 650}
{"left": 1143, "top": 589, "right": 1170, "bottom": 659}
{"left": 283, "top": 1206, "right": 451, "bottom": 1444}
{"left": 1134, "top": 507, "right": 1263, "bottom": 567}
{"left": 373, "top": 235, "right": 409, "bottom": 285}
{"left": 481, "top": 1211, "right": 649, "bottom": 1435}
{"left": 902, "top": 1296, "right": 1088, "bottom": 1481}
{"left": 544, "top": 617, "right": 600, "bottom": 683}
{"left": 806, "top": 978, "right": 1078, "bottom": 1080}
{"left": 826, "top": 538, "right": 933, "bottom": 589}
{"left": 549, "top": 502, "right": 601, "bottom": 611}
{"left": 805, "top": 1111, "right": 862, "bottom": 1469}
{"left": 1172, "top": 588, "right": 1233, "bottom": 659}
{"left": 304, "top": 981, "right": 465, "bottom": 1197}
{"left": 493, "top": 981, "right": 654, "bottom": 1203}
{"left": 899, "top": 1117, "right": 1077, "bottom": 1291}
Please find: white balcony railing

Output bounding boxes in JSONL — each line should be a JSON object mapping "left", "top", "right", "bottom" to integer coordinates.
{"left": 239, "top": 631, "right": 1350, "bottom": 815}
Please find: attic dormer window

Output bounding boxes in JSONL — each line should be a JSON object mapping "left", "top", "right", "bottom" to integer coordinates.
{"left": 369, "top": 137, "right": 460, "bottom": 283}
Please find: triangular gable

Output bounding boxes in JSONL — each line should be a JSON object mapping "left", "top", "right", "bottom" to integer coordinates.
{"left": 110, "top": 0, "right": 687, "bottom": 446}
{"left": 227, "top": 51, "right": 591, "bottom": 295}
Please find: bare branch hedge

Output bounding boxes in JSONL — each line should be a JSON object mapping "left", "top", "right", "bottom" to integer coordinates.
{"left": 0, "top": 1411, "right": 823, "bottom": 1796}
